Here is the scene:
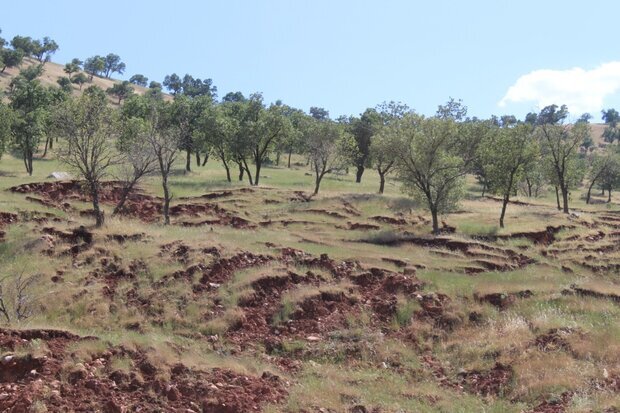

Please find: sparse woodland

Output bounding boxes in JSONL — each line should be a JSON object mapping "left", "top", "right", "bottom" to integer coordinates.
{"left": 0, "top": 30, "right": 618, "bottom": 413}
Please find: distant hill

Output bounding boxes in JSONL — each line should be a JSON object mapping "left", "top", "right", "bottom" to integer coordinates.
{"left": 0, "top": 57, "right": 168, "bottom": 105}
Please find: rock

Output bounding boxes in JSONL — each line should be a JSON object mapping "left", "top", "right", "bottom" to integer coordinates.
{"left": 47, "top": 172, "right": 72, "bottom": 180}
{"left": 167, "top": 385, "right": 180, "bottom": 401}
{"left": 306, "top": 335, "right": 321, "bottom": 342}
{"left": 351, "top": 406, "right": 368, "bottom": 413}
{"left": 103, "top": 399, "right": 123, "bottom": 413}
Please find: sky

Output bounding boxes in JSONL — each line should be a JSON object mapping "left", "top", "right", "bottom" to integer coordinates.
{"left": 2, "top": 0, "right": 620, "bottom": 120}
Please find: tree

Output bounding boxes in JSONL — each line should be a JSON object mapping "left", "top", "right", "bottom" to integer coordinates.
{"left": 519, "top": 160, "right": 545, "bottom": 198}
{"left": 71, "top": 73, "right": 88, "bottom": 90}
{"left": 114, "top": 116, "right": 157, "bottom": 215}
{"left": 396, "top": 114, "right": 481, "bottom": 234}
{"left": 370, "top": 123, "right": 399, "bottom": 193}
{"left": 54, "top": 88, "right": 119, "bottom": 227}
{"left": 586, "top": 153, "right": 616, "bottom": 204}
{"left": 199, "top": 104, "right": 234, "bottom": 181}
{"left": 129, "top": 74, "right": 148, "bottom": 87}
{"left": 251, "top": 101, "right": 292, "bottom": 185}
{"left": 0, "top": 49, "right": 24, "bottom": 73}
{"left": 10, "top": 36, "right": 36, "bottom": 56}
{"left": 170, "top": 94, "right": 212, "bottom": 172}
{"left": 305, "top": 119, "right": 349, "bottom": 195}
{"left": 106, "top": 81, "right": 134, "bottom": 104}
{"left": 83, "top": 56, "right": 105, "bottom": 81}
{"left": 599, "top": 154, "right": 620, "bottom": 203}
{"left": 0, "top": 103, "right": 13, "bottom": 159}
{"left": 163, "top": 73, "right": 182, "bottom": 95}
{"left": 601, "top": 108, "right": 620, "bottom": 143}
{"left": 537, "top": 104, "right": 568, "bottom": 125}
{"left": 56, "top": 76, "right": 73, "bottom": 93}
{"left": 309, "top": 106, "right": 330, "bottom": 121}
{"left": 103, "top": 53, "right": 125, "bottom": 78}
{"left": 64, "top": 58, "right": 82, "bottom": 75}
{"left": 370, "top": 101, "right": 411, "bottom": 193}
{"left": 481, "top": 123, "right": 537, "bottom": 227}
{"left": 163, "top": 73, "right": 217, "bottom": 98}
{"left": 436, "top": 97, "right": 468, "bottom": 121}
{"left": 538, "top": 120, "right": 589, "bottom": 213}
{"left": 348, "top": 108, "right": 381, "bottom": 183}
{"left": 222, "top": 91, "right": 246, "bottom": 102}
{"left": 277, "top": 106, "right": 306, "bottom": 168}
{"left": 8, "top": 68, "right": 52, "bottom": 175}
{"left": 145, "top": 101, "right": 179, "bottom": 225}
{"left": 32, "top": 37, "right": 58, "bottom": 63}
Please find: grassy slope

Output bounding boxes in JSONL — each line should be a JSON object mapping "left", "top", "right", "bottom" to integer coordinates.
{"left": 0, "top": 57, "right": 163, "bottom": 105}
{"left": 0, "top": 149, "right": 619, "bottom": 412}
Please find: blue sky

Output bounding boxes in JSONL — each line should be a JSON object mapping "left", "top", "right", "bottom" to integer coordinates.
{"left": 2, "top": 0, "right": 620, "bottom": 120}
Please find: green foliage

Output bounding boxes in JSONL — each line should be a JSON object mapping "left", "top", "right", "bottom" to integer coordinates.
{"left": 70, "top": 73, "right": 88, "bottom": 90}
{"left": 129, "top": 74, "right": 148, "bottom": 87}
{"left": 393, "top": 299, "right": 419, "bottom": 328}
{"left": 537, "top": 121, "right": 589, "bottom": 212}
{"left": 103, "top": 53, "right": 125, "bottom": 78}
{"left": 83, "top": 55, "right": 105, "bottom": 80}
{"left": 8, "top": 69, "right": 55, "bottom": 175}
{"left": 56, "top": 76, "right": 73, "bottom": 93}
{"left": 163, "top": 73, "right": 216, "bottom": 98}
{"left": 64, "top": 59, "right": 82, "bottom": 75}
{"left": 305, "top": 117, "right": 350, "bottom": 194}
{"left": 397, "top": 113, "right": 482, "bottom": 233}
{"left": 106, "top": 81, "right": 134, "bottom": 104}
{"left": 601, "top": 108, "right": 620, "bottom": 143}
{"left": 480, "top": 122, "right": 538, "bottom": 226}
{"left": 10, "top": 35, "right": 36, "bottom": 55}
{"left": 32, "top": 36, "right": 59, "bottom": 62}
{"left": 0, "top": 48, "right": 24, "bottom": 72}
{"left": 0, "top": 103, "right": 13, "bottom": 158}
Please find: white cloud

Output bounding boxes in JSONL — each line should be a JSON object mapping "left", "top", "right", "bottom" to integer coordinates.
{"left": 498, "top": 62, "right": 620, "bottom": 115}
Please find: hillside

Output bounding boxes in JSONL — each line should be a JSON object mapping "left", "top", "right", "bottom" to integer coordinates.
{"left": 0, "top": 150, "right": 617, "bottom": 412}
{"left": 0, "top": 57, "right": 166, "bottom": 105}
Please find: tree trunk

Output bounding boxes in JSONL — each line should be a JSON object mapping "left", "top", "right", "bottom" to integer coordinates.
{"left": 378, "top": 172, "right": 385, "bottom": 194}
{"left": 313, "top": 174, "right": 322, "bottom": 195}
{"left": 162, "top": 177, "right": 171, "bottom": 225}
{"left": 276, "top": 152, "right": 280, "bottom": 166}
{"left": 287, "top": 150, "right": 292, "bottom": 168}
{"left": 42, "top": 137, "right": 50, "bottom": 158}
{"left": 196, "top": 152, "right": 201, "bottom": 167}
{"left": 185, "top": 149, "right": 191, "bottom": 173}
{"left": 242, "top": 159, "right": 253, "bottom": 185}
{"left": 561, "top": 185, "right": 569, "bottom": 213}
{"left": 254, "top": 160, "right": 261, "bottom": 186}
{"left": 355, "top": 165, "right": 364, "bottom": 183}
{"left": 431, "top": 208, "right": 439, "bottom": 235}
{"left": 481, "top": 182, "right": 487, "bottom": 197}
{"left": 112, "top": 181, "right": 138, "bottom": 216}
{"left": 201, "top": 153, "right": 208, "bottom": 166}
{"left": 608, "top": 189, "right": 612, "bottom": 203}
{"left": 555, "top": 186, "right": 561, "bottom": 210}
{"left": 91, "top": 182, "right": 104, "bottom": 227}
{"left": 223, "top": 160, "right": 231, "bottom": 182}
{"left": 238, "top": 163, "right": 244, "bottom": 181}
{"left": 499, "top": 195, "right": 509, "bottom": 228}
{"left": 586, "top": 179, "right": 597, "bottom": 204}
{"left": 525, "top": 177, "right": 533, "bottom": 197}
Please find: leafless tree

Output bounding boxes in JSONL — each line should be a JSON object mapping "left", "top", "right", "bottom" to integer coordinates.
{"left": 112, "top": 128, "right": 157, "bottom": 216}
{"left": 0, "top": 271, "right": 42, "bottom": 323}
